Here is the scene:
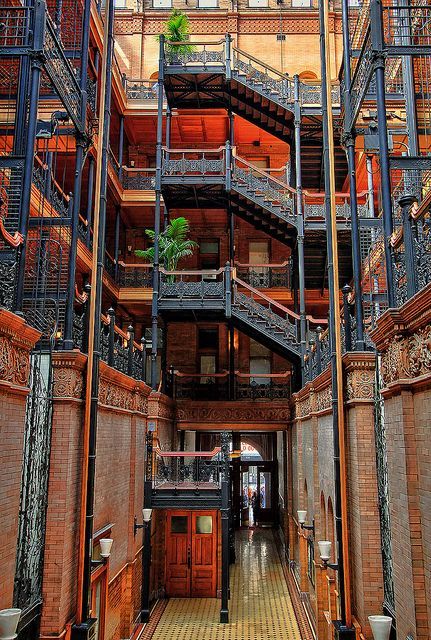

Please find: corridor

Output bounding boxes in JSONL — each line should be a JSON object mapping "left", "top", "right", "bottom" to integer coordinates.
{"left": 149, "top": 529, "right": 302, "bottom": 640}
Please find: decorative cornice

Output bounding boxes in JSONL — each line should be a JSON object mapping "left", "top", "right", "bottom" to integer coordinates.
{"left": 343, "top": 352, "right": 375, "bottom": 402}
{"left": 52, "top": 352, "right": 87, "bottom": 400}
{"left": 148, "top": 391, "right": 176, "bottom": 422}
{"left": 380, "top": 324, "right": 431, "bottom": 387}
{"left": 0, "top": 310, "right": 41, "bottom": 388}
{"left": 176, "top": 401, "right": 290, "bottom": 426}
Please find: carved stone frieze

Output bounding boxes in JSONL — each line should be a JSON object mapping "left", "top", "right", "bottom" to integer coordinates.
{"left": 346, "top": 369, "right": 374, "bottom": 401}
{"left": 176, "top": 403, "right": 289, "bottom": 423}
{"left": 295, "top": 395, "right": 312, "bottom": 419}
{"left": 315, "top": 384, "right": 332, "bottom": 412}
{"left": 99, "top": 380, "right": 136, "bottom": 410}
{"left": 0, "top": 337, "right": 31, "bottom": 387}
{"left": 381, "top": 325, "right": 431, "bottom": 384}
{"left": 52, "top": 366, "right": 83, "bottom": 399}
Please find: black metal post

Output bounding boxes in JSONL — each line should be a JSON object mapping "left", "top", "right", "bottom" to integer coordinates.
{"left": 371, "top": 0, "right": 395, "bottom": 308}
{"left": 229, "top": 323, "right": 235, "bottom": 400}
{"left": 15, "top": 1, "right": 45, "bottom": 313}
{"left": 141, "top": 430, "right": 154, "bottom": 622}
{"left": 118, "top": 114, "right": 124, "bottom": 181}
{"left": 14, "top": 56, "right": 30, "bottom": 155}
{"left": 127, "top": 324, "right": 134, "bottom": 377}
{"left": 141, "top": 336, "right": 147, "bottom": 382}
{"left": 342, "top": 285, "right": 352, "bottom": 353}
{"left": 107, "top": 307, "right": 115, "bottom": 367}
{"left": 319, "top": 0, "right": 350, "bottom": 632}
{"left": 341, "top": 0, "right": 364, "bottom": 350}
{"left": 86, "top": 156, "right": 95, "bottom": 248}
{"left": 293, "top": 75, "right": 307, "bottom": 379}
{"left": 44, "top": 151, "right": 53, "bottom": 199}
{"left": 77, "top": 0, "right": 115, "bottom": 627}
{"left": 114, "top": 206, "right": 120, "bottom": 280}
{"left": 220, "top": 431, "right": 230, "bottom": 623}
{"left": 400, "top": 195, "right": 418, "bottom": 299}
{"left": 151, "top": 35, "right": 165, "bottom": 389}
{"left": 315, "top": 327, "right": 322, "bottom": 375}
{"left": 82, "top": 283, "right": 91, "bottom": 354}
{"left": 63, "top": 0, "right": 91, "bottom": 349}
{"left": 166, "top": 105, "right": 172, "bottom": 159}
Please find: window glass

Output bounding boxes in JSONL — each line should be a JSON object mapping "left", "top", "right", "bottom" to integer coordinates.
{"left": 153, "top": 0, "right": 172, "bottom": 7}
{"left": 200, "top": 241, "right": 219, "bottom": 254}
{"left": 198, "top": 0, "right": 218, "bottom": 6}
{"left": 198, "top": 328, "right": 218, "bottom": 349}
{"left": 196, "top": 516, "right": 213, "bottom": 534}
{"left": 248, "top": 0, "right": 268, "bottom": 7}
{"left": 171, "top": 516, "right": 188, "bottom": 533}
{"left": 292, "top": 0, "right": 311, "bottom": 6}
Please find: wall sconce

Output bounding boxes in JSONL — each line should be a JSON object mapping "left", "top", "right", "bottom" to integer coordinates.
{"left": 129, "top": 160, "right": 135, "bottom": 168}
{"left": 91, "top": 538, "right": 113, "bottom": 568}
{"left": 134, "top": 508, "right": 153, "bottom": 536}
{"left": 0, "top": 609, "right": 22, "bottom": 640}
{"left": 368, "top": 616, "right": 393, "bottom": 640}
{"left": 317, "top": 540, "right": 338, "bottom": 570}
{"left": 297, "top": 510, "right": 315, "bottom": 533}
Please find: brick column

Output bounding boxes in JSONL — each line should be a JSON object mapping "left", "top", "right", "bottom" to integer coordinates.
{"left": 0, "top": 310, "right": 40, "bottom": 609}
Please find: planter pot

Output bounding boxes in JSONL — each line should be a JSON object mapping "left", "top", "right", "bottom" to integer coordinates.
{"left": 0, "top": 609, "right": 22, "bottom": 640}
{"left": 368, "top": 615, "right": 392, "bottom": 640}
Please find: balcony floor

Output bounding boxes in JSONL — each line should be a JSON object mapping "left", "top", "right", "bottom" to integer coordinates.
{"left": 148, "top": 529, "right": 303, "bottom": 640}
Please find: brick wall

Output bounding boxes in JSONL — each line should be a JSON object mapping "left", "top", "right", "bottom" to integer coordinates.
{"left": 40, "top": 353, "right": 176, "bottom": 640}
{"left": 0, "top": 310, "right": 40, "bottom": 609}
{"left": 371, "top": 286, "right": 431, "bottom": 640}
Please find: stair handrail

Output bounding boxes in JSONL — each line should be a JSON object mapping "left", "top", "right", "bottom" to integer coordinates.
{"left": 235, "top": 370, "right": 291, "bottom": 379}
{"left": 303, "top": 188, "right": 369, "bottom": 201}
{"left": 233, "top": 153, "right": 297, "bottom": 193}
{"left": 232, "top": 46, "right": 294, "bottom": 86}
{"left": 174, "top": 370, "right": 229, "bottom": 378}
{"left": 234, "top": 276, "right": 300, "bottom": 321}
{"left": 235, "top": 260, "right": 291, "bottom": 268}
{"left": 161, "top": 145, "right": 226, "bottom": 154}
{"left": 159, "top": 266, "right": 225, "bottom": 277}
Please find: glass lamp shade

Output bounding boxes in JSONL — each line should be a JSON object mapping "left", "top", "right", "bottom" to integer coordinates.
{"left": 368, "top": 616, "right": 392, "bottom": 640}
{"left": 142, "top": 508, "right": 153, "bottom": 522}
{"left": 297, "top": 510, "right": 307, "bottom": 525}
{"left": 99, "top": 538, "right": 113, "bottom": 558}
{"left": 0, "top": 609, "right": 22, "bottom": 640}
{"left": 318, "top": 540, "right": 332, "bottom": 562}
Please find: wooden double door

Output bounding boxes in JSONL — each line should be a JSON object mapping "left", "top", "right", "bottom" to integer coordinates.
{"left": 166, "top": 510, "right": 218, "bottom": 598}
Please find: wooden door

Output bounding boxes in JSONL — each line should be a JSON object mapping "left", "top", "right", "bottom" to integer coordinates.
{"left": 166, "top": 511, "right": 191, "bottom": 597}
{"left": 165, "top": 510, "right": 217, "bottom": 597}
{"left": 191, "top": 512, "right": 217, "bottom": 597}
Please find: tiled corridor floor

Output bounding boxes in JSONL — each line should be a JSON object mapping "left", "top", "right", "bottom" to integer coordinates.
{"left": 150, "top": 529, "right": 303, "bottom": 640}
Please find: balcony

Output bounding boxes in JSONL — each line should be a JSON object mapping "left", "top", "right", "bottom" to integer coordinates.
{"left": 172, "top": 371, "right": 291, "bottom": 401}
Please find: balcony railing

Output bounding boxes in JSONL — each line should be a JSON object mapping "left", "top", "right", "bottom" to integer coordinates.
{"left": 382, "top": 3, "right": 431, "bottom": 49}
{"left": 152, "top": 447, "right": 223, "bottom": 489}
{"left": 121, "top": 167, "right": 156, "bottom": 190}
{"left": 117, "top": 262, "right": 153, "bottom": 287}
{"left": 125, "top": 78, "right": 158, "bottom": 101}
{"left": 304, "top": 190, "right": 371, "bottom": 221}
{"left": 0, "top": 3, "right": 33, "bottom": 52}
{"left": 235, "top": 262, "right": 292, "bottom": 289}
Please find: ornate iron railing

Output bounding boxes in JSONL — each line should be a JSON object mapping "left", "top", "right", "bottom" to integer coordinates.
{"left": 159, "top": 267, "right": 226, "bottom": 303}
{"left": 125, "top": 78, "right": 158, "bottom": 101}
{"left": 108, "top": 147, "right": 121, "bottom": 177}
{"left": 121, "top": 168, "right": 156, "bottom": 190}
{"left": 232, "top": 46, "right": 294, "bottom": 107}
{"left": 382, "top": 3, "right": 431, "bottom": 49}
{"left": 232, "top": 155, "right": 296, "bottom": 223}
{"left": 32, "top": 159, "right": 70, "bottom": 219}
{"left": 162, "top": 147, "right": 225, "bottom": 178}
{"left": 151, "top": 445, "right": 223, "bottom": 489}
{"left": 235, "top": 261, "right": 292, "bottom": 289}
{"left": 234, "top": 372, "right": 291, "bottom": 400}
{"left": 0, "top": 157, "right": 24, "bottom": 310}
{"left": 117, "top": 262, "right": 153, "bottom": 287}
{"left": 0, "top": 3, "right": 34, "bottom": 52}
{"left": 43, "top": 11, "right": 83, "bottom": 132}
{"left": 164, "top": 39, "right": 225, "bottom": 67}
{"left": 348, "top": 26, "right": 374, "bottom": 130}
{"left": 300, "top": 82, "right": 341, "bottom": 106}
{"left": 172, "top": 370, "right": 291, "bottom": 401}
{"left": 303, "top": 191, "right": 370, "bottom": 220}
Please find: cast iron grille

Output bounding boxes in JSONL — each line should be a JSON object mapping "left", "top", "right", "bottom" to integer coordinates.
{"left": 374, "top": 356, "right": 395, "bottom": 616}
{"left": 14, "top": 350, "right": 54, "bottom": 613}
{"left": 0, "top": 158, "right": 24, "bottom": 309}
{"left": 0, "top": 3, "right": 33, "bottom": 52}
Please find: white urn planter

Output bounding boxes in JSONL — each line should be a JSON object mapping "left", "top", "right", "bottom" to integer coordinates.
{"left": 0, "top": 609, "right": 22, "bottom": 640}
{"left": 368, "top": 615, "right": 392, "bottom": 640}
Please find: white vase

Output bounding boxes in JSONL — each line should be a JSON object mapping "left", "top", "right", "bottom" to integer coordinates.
{"left": 368, "top": 615, "right": 392, "bottom": 640}
{"left": 0, "top": 609, "right": 22, "bottom": 640}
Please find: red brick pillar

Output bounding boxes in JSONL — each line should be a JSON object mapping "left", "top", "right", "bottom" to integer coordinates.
{"left": 0, "top": 310, "right": 40, "bottom": 609}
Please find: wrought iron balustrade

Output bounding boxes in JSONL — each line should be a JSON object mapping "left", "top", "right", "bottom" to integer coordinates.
{"left": 173, "top": 371, "right": 229, "bottom": 401}
{"left": 172, "top": 370, "right": 291, "bottom": 401}
{"left": 234, "top": 372, "right": 291, "bottom": 400}
{"left": 104, "top": 251, "right": 116, "bottom": 280}
{"left": 162, "top": 147, "right": 225, "bottom": 178}
{"left": 348, "top": 26, "right": 373, "bottom": 130}
{"left": 303, "top": 191, "right": 370, "bottom": 220}
{"left": 117, "top": 262, "right": 153, "bottom": 287}
{"left": 300, "top": 82, "right": 341, "bottom": 106}
{"left": 152, "top": 448, "right": 223, "bottom": 489}
{"left": 98, "top": 310, "right": 146, "bottom": 381}
{"left": 382, "top": 3, "right": 431, "bottom": 49}
{"left": 159, "top": 267, "right": 226, "bottom": 303}
{"left": 164, "top": 39, "right": 225, "bottom": 67}
{"left": 121, "top": 168, "right": 156, "bottom": 190}
{"left": 235, "top": 261, "right": 292, "bottom": 289}
{"left": 232, "top": 156, "right": 296, "bottom": 222}
{"left": 232, "top": 47, "right": 294, "bottom": 105}
{"left": 0, "top": 3, "right": 33, "bottom": 52}
{"left": 108, "top": 147, "right": 121, "bottom": 177}
{"left": 43, "top": 11, "right": 83, "bottom": 132}
{"left": 125, "top": 78, "right": 158, "bottom": 101}
{"left": 0, "top": 157, "right": 24, "bottom": 310}
{"left": 32, "top": 160, "right": 70, "bottom": 219}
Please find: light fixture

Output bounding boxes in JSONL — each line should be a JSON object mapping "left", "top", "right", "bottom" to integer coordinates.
{"left": 99, "top": 538, "right": 113, "bottom": 558}
{"left": 297, "top": 510, "right": 315, "bottom": 533}
{"left": 0, "top": 609, "right": 22, "bottom": 640}
{"left": 134, "top": 508, "right": 152, "bottom": 535}
{"left": 317, "top": 540, "right": 338, "bottom": 570}
{"left": 368, "top": 616, "right": 392, "bottom": 640}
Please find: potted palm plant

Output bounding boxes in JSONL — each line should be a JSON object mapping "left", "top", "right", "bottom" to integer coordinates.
{"left": 135, "top": 217, "right": 198, "bottom": 281}
{"left": 160, "top": 10, "right": 195, "bottom": 64}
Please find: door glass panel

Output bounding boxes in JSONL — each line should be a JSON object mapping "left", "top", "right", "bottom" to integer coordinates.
{"left": 200, "top": 355, "right": 216, "bottom": 384}
{"left": 259, "top": 471, "right": 271, "bottom": 508}
{"left": 171, "top": 515, "right": 188, "bottom": 533}
{"left": 196, "top": 515, "right": 213, "bottom": 534}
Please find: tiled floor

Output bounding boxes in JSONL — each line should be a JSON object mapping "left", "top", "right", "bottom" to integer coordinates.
{"left": 150, "top": 529, "right": 303, "bottom": 640}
